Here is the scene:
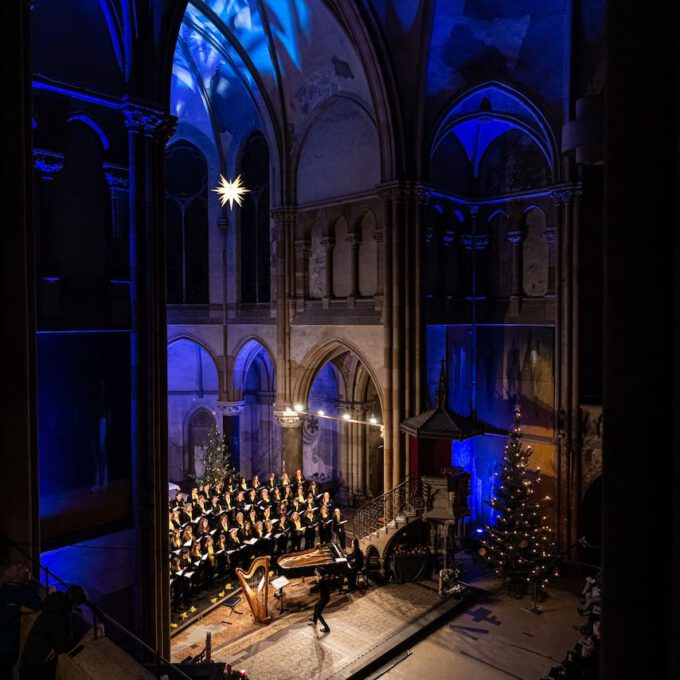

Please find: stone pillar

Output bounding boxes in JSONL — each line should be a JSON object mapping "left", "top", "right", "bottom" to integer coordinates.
{"left": 271, "top": 208, "right": 295, "bottom": 402}
{"left": 274, "top": 411, "right": 303, "bottom": 476}
{"left": 551, "top": 186, "right": 582, "bottom": 553}
{"left": 346, "top": 231, "right": 361, "bottom": 306}
{"left": 123, "top": 100, "right": 176, "bottom": 655}
{"left": 377, "top": 191, "right": 393, "bottom": 497}
{"left": 102, "top": 162, "right": 130, "bottom": 279}
{"left": 1, "top": 0, "right": 40, "bottom": 568}
{"left": 543, "top": 226, "right": 557, "bottom": 297}
{"left": 33, "top": 150, "right": 64, "bottom": 319}
{"left": 217, "top": 400, "right": 245, "bottom": 473}
{"left": 374, "top": 227, "right": 384, "bottom": 314}
{"left": 293, "top": 238, "right": 309, "bottom": 313}
{"left": 441, "top": 228, "right": 456, "bottom": 299}
{"left": 33, "top": 149, "right": 64, "bottom": 278}
{"left": 256, "top": 391, "right": 276, "bottom": 474}
{"left": 320, "top": 236, "right": 334, "bottom": 307}
{"left": 353, "top": 404, "right": 368, "bottom": 500}
{"left": 506, "top": 229, "right": 525, "bottom": 316}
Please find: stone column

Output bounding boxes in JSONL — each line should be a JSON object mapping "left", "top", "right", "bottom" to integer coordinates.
{"left": 271, "top": 208, "right": 295, "bottom": 402}
{"left": 102, "top": 162, "right": 130, "bottom": 279}
{"left": 1, "top": 0, "right": 40, "bottom": 567}
{"left": 123, "top": 100, "right": 176, "bottom": 655}
{"left": 274, "top": 411, "right": 303, "bottom": 476}
{"left": 293, "top": 237, "right": 309, "bottom": 313}
{"left": 256, "top": 391, "right": 276, "bottom": 474}
{"left": 376, "top": 190, "right": 393, "bottom": 497}
{"left": 33, "top": 150, "right": 64, "bottom": 319}
{"left": 346, "top": 231, "right": 361, "bottom": 306}
{"left": 543, "top": 226, "right": 557, "bottom": 297}
{"left": 320, "top": 235, "right": 334, "bottom": 307}
{"left": 506, "top": 229, "right": 525, "bottom": 316}
{"left": 550, "top": 186, "right": 581, "bottom": 552}
{"left": 217, "top": 400, "right": 245, "bottom": 473}
{"left": 33, "top": 149, "right": 64, "bottom": 278}
{"left": 441, "top": 228, "right": 456, "bottom": 299}
{"left": 374, "top": 227, "right": 384, "bottom": 314}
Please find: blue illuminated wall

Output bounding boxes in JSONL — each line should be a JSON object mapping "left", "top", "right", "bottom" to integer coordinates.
{"left": 37, "top": 331, "right": 132, "bottom": 543}
{"left": 427, "top": 324, "right": 556, "bottom": 525}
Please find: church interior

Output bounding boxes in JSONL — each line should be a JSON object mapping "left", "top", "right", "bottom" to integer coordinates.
{"left": 2, "top": 1, "right": 679, "bottom": 679}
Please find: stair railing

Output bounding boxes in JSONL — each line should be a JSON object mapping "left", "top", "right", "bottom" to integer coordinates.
{"left": 353, "top": 475, "right": 422, "bottom": 541}
{"left": 5, "top": 539, "right": 193, "bottom": 680}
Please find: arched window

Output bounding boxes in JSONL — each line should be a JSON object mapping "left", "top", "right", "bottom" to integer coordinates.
{"left": 166, "top": 141, "right": 209, "bottom": 304}
{"left": 239, "top": 133, "right": 270, "bottom": 304}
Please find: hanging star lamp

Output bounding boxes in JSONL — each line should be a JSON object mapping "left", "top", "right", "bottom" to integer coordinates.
{"left": 212, "top": 174, "right": 249, "bottom": 209}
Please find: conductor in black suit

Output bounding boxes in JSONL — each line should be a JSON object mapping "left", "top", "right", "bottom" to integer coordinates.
{"left": 310, "top": 567, "right": 331, "bottom": 633}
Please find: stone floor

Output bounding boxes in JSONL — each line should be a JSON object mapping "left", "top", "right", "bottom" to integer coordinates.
{"left": 172, "top": 577, "right": 453, "bottom": 679}
{"left": 378, "top": 571, "right": 583, "bottom": 680}
{"left": 171, "top": 560, "right": 584, "bottom": 680}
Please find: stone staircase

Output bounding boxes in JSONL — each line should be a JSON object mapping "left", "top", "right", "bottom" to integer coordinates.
{"left": 351, "top": 476, "right": 424, "bottom": 573}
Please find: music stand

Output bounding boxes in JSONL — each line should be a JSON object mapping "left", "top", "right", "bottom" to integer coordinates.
{"left": 271, "top": 575, "right": 289, "bottom": 614}
{"left": 221, "top": 594, "right": 243, "bottom": 624}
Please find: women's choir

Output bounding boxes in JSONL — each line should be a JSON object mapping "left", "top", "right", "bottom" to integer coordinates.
{"left": 169, "top": 472, "right": 347, "bottom": 611}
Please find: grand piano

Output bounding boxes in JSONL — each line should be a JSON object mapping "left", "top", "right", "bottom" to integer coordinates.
{"left": 277, "top": 542, "right": 351, "bottom": 579}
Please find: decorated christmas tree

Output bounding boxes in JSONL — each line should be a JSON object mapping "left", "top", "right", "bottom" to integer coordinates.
{"left": 195, "top": 420, "right": 238, "bottom": 488}
{"left": 480, "top": 404, "right": 556, "bottom": 597}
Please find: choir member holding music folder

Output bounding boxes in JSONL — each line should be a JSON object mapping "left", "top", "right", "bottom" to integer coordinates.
{"left": 169, "top": 470, "right": 350, "bottom": 611}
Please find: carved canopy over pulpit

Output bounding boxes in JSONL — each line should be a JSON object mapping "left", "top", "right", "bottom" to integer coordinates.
{"left": 400, "top": 361, "right": 484, "bottom": 519}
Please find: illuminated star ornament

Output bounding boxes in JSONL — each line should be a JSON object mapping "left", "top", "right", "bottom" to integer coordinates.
{"left": 212, "top": 174, "right": 249, "bottom": 209}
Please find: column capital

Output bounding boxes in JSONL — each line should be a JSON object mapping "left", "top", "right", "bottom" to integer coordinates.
{"left": 122, "top": 100, "right": 176, "bottom": 140}
{"left": 273, "top": 409, "right": 303, "bottom": 428}
{"left": 373, "top": 228, "right": 384, "bottom": 244}
{"left": 542, "top": 226, "right": 558, "bottom": 242}
{"left": 346, "top": 232, "right": 361, "bottom": 248}
{"left": 33, "top": 149, "right": 63, "bottom": 177}
{"left": 506, "top": 229, "right": 525, "bottom": 245}
{"left": 320, "top": 236, "right": 335, "bottom": 249}
{"left": 442, "top": 229, "right": 456, "bottom": 246}
{"left": 270, "top": 206, "right": 297, "bottom": 225}
{"left": 217, "top": 400, "right": 246, "bottom": 415}
{"left": 462, "top": 234, "right": 489, "bottom": 250}
{"left": 293, "top": 238, "right": 310, "bottom": 255}
{"left": 469, "top": 204, "right": 481, "bottom": 219}
{"left": 102, "top": 162, "right": 129, "bottom": 189}
{"left": 255, "top": 391, "right": 276, "bottom": 405}
{"left": 376, "top": 181, "right": 432, "bottom": 204}
{"left": 550, "top": 185, "right": 583, "bottom": 206}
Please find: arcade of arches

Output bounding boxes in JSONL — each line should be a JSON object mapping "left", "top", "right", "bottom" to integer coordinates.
{"left": 5, "top": 1, "right": 680, "bottom": 676}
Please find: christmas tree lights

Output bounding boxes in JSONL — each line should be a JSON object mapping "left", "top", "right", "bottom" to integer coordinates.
{"left": 479, "top": 404, "right": 556, "bottom": 597}
{"left": 195, "top": 419, "right": 238, "bottom": 488}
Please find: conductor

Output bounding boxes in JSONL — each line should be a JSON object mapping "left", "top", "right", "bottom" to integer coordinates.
{"left": 309, "top": 567, "right": 332, "bottom": 634}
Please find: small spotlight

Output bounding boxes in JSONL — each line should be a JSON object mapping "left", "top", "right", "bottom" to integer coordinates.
{"left": 369, "top": 416, "right": 378, "bottom": 425}
{"left": 342, "top": 413, "right": 351, "bottom": 421}
{"left": 476, "top": 528, "right": 484, "bottom": 534}
{"left": 293, "top": 403, "right": 304, "bottom": 413}
{"left": 317, "top": 410, "right": 325, "bottom": 416}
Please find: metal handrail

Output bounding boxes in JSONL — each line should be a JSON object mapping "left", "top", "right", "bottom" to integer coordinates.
{"left": 6, "top": 539, "right": 193, "bottom": 680}
{"left": 353, "top": 475, "right": 420, "bottom": 541}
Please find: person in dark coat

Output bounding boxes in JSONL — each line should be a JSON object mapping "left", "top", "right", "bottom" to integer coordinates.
{"left": 0, "top": 563, "right": 42, "bottom": 680}
{"left": 19, "top": 585, "right": 86, "bottom": 680}
{"left": 310, "top": 567, "right": 331, "bottom": 633}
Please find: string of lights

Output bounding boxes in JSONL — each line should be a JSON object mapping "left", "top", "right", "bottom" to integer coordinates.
{"left": 285, "top": 403, "right": 382, "bottom": 428}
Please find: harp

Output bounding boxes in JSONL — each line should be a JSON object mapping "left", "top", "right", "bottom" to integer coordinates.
{"left": 235, "top": 556, "right": 271, "bottom": 623}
